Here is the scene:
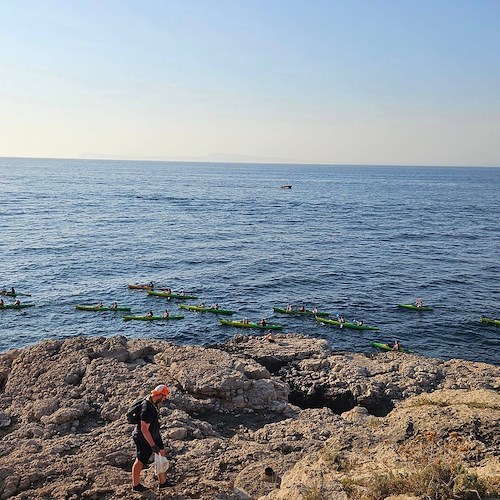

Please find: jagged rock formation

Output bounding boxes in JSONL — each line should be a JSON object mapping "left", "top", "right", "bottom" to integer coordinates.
{"left": 0, "top": 334, "right": 498, "bottom": 499}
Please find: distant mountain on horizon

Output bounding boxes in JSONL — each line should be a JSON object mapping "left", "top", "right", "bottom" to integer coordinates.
{"left": 78, "top": 152, "right": 299, "bottom": 164}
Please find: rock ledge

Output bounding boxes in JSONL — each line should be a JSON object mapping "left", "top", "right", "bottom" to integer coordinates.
{"left": 0, "top": 334, "right": 498, "bottom": 499}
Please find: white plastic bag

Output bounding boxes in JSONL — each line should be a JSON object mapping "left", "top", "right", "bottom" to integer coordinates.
{"left": 154, "top": 453, "right": 169, "bottom": 474}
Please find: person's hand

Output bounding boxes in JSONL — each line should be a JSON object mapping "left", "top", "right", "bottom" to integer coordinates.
{"left": 151, "top": 444, "right": 160, "bottom": 454}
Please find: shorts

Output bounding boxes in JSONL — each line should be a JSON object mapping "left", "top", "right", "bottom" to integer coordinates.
{"left": 133, "top": 431, "right": 164, "bottom": 465}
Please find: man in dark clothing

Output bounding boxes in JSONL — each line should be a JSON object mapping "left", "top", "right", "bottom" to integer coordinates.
{"left": 131, "top": 384, "right": 173, "bottom": 492}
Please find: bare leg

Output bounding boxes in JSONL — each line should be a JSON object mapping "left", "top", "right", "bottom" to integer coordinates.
{"left": 158, "top": 449, "right": 166, "bottom": 484}
{"left": 132, "top": 458, "right": 143, "bottom": 486}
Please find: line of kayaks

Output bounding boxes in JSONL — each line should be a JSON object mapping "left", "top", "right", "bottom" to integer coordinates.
{"left": 316, "top": 316, "right": 380, "bottom": 330}
{"left": 7, "top": 283, "right": 497, "bottom": 348}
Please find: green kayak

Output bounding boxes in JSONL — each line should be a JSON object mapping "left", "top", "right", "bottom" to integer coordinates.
{"left": 481, "top": 316, "right": 500, "bottom": 327}
{"left": 273, "top": 307, "right": 329, "bottom": 317}
{"left": 0, "top": 303, "right": 35, "bottom": 310}
{"left": 75, "top": 305, "right": 132, "bottom": 312}
{"left": 316, "top": 316, "right": 379, "bottom": 330}
{"left": 219, "top": 319, "right": 283, "bottom": 330}
{"left": 371, "top": 341, "right": 413, "bottom": 353}
{"left": 398, "top": 304, "right": 434, "bottom": 311}
{"left": 179, "top": 304, "right": 233, "bottom": 315}
{"left": 147, "top": 291, "right": 198, "bottom": 299}
{"left": 123, "top": 315, "right": 184, "bottom": 322}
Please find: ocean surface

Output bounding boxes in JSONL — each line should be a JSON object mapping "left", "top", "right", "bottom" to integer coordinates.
{"left": 0, "top": 158, "right": 499, "bottom": 366}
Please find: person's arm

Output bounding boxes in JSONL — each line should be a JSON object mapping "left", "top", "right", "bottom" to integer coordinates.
{"left": 140, "top": 420, "right": 160, "bottom": 452}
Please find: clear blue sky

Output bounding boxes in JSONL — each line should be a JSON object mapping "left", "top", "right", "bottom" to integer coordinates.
{"left": 1, "top": 0, "right": 499, "bottom": 165}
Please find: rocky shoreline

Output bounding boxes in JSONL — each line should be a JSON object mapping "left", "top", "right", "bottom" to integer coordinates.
{"left": 0, "top": 333, "right": 499, "bottom": 499}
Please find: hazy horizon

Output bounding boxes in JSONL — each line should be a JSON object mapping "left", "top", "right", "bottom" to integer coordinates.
{"left": 3, "top": 154, "right": 499, "bottom": 169}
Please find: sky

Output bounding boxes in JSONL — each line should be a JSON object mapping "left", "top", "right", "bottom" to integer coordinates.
{"left": 0, "top": 0, "right": 499, "bottom": 166}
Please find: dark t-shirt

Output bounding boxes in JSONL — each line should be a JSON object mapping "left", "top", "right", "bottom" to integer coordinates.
{"left": 137, "top": 399, "right": 160, "bottom": 440}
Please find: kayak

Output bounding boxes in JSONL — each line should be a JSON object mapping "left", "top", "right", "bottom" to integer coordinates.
{"left": 481, "top": 317, "right": 500, "bottom": 326}
{"left": 1, "top": 290, "right": 31, "bottom": 297}
{"left": 123, "top": 315, "right": 184, "bottom": 322}
{"left": 128, "top": 284, "right": 154, "bottom": 290}
{"left": 0, "top": 303, "right": 35, "bottom": 309}
{"left": 273, "top": 307, "right": 329, "bottom": 317}
{"left": 371, "top": 341, "right": 413, "bottom": 353}
{"left": 316, "top": 316, "right": 379, "bottom": 330}
{"left": 398, "top": 304, "right": 434, "bottom": 311}
{"left": 179, "top": 304, "right": 233, "bottom": 315}
{"left": 219, "top": 319, "right": 283, "bottom": 330}
{"left": 75, "top": 305, "right": 132, "bottom": 312}
{"left": 147, "top": 291, "right": 198, "bottom": 299}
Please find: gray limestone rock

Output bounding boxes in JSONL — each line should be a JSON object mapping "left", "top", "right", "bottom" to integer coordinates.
{"left": 0, "top": 334, "right": 498, "bottom": 499}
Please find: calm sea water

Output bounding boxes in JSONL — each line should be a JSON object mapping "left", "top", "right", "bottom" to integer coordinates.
{"left": 0, "top": 158, "right": 499, "bottom": 365}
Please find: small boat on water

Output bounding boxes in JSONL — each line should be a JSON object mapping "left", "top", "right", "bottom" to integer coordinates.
{"left": 75, "top": 305, "right": 132, "bottom": 312}
{"left": 398, "top": 304, "right": 434, "bottom": 311}
{"left": 1, "top": 290, "right": 31, "bottom": 297}
{"left": 128, "top": 283, "right": 154, "bottom": 290}
{"left": 219, "top": 319, "right": 283, "bottom": 330}
{"left": 0, "top": 303, "right": 35, "bottom": 310}
{"left": 179, "top": 304, "right": 233, "bottom": 315}
{"left": 280, "top": 185, "right": 292, "bottom": 189}
{"left": 123, "top": 314, "right": 184, "bottom": 322}
{"left": 147, "top": 291, "right": 198, "bottom": 299}
{"left": 273, "top": 307, "right": 329, "bottom": 317}
{"left": 371, "top": 341, "right": 413, "bottom": 353}
{"left": 316, "top": 316, "right": 379, "bottom": 330}
{"left": 480, "top": 316, "right": 500, "bottom": 327}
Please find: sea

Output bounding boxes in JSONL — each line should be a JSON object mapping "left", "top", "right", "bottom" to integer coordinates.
{"left": 0, "top": 157, "right": 499, "bottom": 366}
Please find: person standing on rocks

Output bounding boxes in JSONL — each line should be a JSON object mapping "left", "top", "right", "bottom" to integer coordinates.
{"left": 132, "top": 384, "right": 173, "bottom": 492}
